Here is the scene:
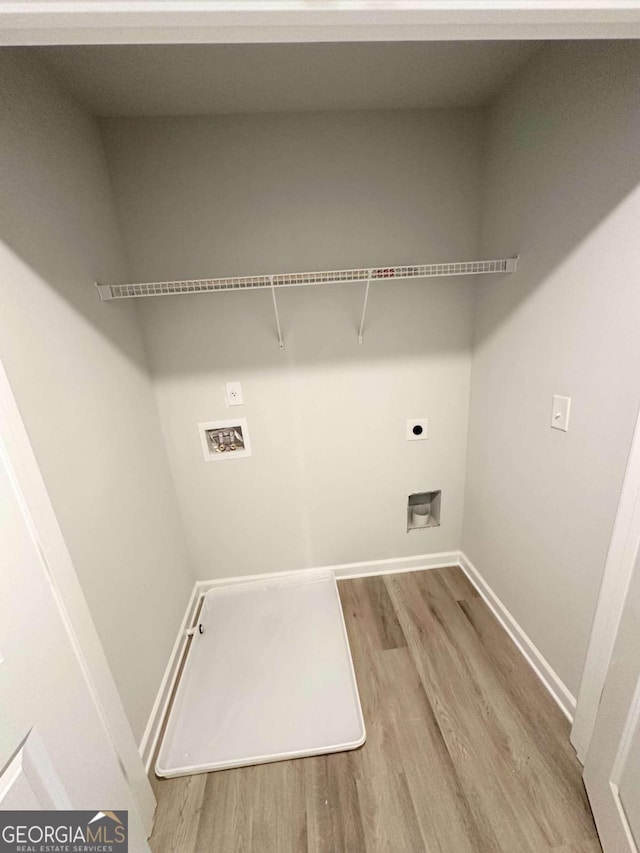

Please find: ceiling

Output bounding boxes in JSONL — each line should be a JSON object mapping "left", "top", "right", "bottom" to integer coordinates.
{"left": 24, "top": 41, "right": 540, "bottom": 117}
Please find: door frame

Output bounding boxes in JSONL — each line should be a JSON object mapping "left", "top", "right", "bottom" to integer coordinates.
{"left": 571, "top": 403, "right": 640, "bottom": 762}
{"left": 0, "top": 358, "right": 156, "bottom": 832}
{"left": 606, "top": 672, "right": 640, "bottom": 847}
{"left": 1, "top": 1, "right": 640, "bottom": 46}
{"left": 0, "top": 0, "right": 638, "bottom": 782}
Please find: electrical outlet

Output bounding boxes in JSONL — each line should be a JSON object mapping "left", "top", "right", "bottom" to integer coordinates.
{"left": 551, "top": 395, "right": 571, "bottom": 432}
{"left": 407, "top": 418, "right": 428, "bottom": 441}
{"left": 225, "top": 381, "right": 243, "bottom": 407}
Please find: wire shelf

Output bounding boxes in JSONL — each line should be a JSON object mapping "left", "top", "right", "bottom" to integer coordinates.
{"left": 96, "top": 257, "right": 518, "bottom": 301}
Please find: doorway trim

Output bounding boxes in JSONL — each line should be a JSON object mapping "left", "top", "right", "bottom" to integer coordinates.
{"left": 2, "top": 0, "right": 640, "bottom": 777}
{"left": 1, "top": 1, "right": 640, "bottom": 46}
{"left": 0, "top": 358, "right": 156, "bottom": 832}
{"left": 571, "top": 403, "right": 640, "bottom": 762}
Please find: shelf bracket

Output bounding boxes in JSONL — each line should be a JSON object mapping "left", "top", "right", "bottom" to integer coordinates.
{"left": 357, "top": 270, "right": 373, "bottom": 344}
{"left": 270, "top": 276, "right": 284, "bottom": 349}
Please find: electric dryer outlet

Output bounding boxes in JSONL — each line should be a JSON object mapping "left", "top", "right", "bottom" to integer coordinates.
{"left": 407, "top": 419, "right": 428, "bottom": 441}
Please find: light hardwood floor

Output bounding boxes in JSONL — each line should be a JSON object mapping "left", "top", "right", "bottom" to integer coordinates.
{"left": 149, "top": 567, "right": 602, "bottom": 853}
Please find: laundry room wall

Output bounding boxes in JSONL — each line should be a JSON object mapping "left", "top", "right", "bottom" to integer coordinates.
{"left": 0, "top": 51, "right": 194, "bottom": 741}
{"left": 101, "top": 108, "right": 484, "bottom": 579}
{"left": 464, "top": 41, "right": 640, "bottom": 700}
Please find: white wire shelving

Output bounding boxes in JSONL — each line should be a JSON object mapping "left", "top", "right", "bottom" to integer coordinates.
{"left": 96, "top": 256, "right": 518, "bottom": 348}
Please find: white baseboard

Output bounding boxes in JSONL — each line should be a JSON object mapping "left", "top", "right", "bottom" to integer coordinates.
{"left": 458, "top": 552, "right": 576, "bottom": 722}
{"left": 194, "top": 550, "right": 462, "bottom": 594}
{"left": 139, "top": 584, "right": 203, "bottom": 774}
{"left": 140, "top": 548, "right": 576, "bottom": 771}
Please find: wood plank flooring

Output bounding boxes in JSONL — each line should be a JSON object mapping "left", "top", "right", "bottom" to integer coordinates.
{"left": 149, "top": 567, "right": 602, "bottom": 853}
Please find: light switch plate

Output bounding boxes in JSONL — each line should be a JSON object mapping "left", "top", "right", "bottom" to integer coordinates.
{"left": 551, "top": 395, "right": 571, "bottom": 432}
{"left": 407, "top": 418, "right": 428, "bottom": 441}
{"left": 225, "top": 381, "right": 243, "bottom": 407}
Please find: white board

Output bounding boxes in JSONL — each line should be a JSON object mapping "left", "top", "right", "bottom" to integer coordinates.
{"left": 156, "top": 572, "right": 365, "bottom": 777}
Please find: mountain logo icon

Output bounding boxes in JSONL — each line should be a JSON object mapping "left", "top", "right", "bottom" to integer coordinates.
{"left": 88, "top": 811, "right": 123, "bottom": 826}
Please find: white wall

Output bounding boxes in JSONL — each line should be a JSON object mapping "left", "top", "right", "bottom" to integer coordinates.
{"left": 101, "top": 109, "right": 483, "bottom": 578}
{"left": 464, "top": 42, "right": 640, "bottom": 699}
{"left": 0, "top": 51, "right": 194, "bottom": 741}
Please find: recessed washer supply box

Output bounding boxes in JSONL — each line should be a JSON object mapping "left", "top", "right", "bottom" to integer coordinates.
{"left": 198, "top": 418, "right": 251, "bottom": 461}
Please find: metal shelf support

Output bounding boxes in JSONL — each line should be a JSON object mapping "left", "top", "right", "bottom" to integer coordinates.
{"left": 358, "top": 270, "right": 373, "bottom": 345}
{"left": 270, "top": 276, "right": 284, "bottom": 350}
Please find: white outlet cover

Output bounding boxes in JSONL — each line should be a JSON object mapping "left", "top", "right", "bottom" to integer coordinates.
{"left": 407, "top": 418, "right": 428, "bottom": 441}
{"left": 225, "top": 381, "right": 243, "bottom": 407}
{"left": 551, "top": 395, "right": 571, "bottom": 432}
